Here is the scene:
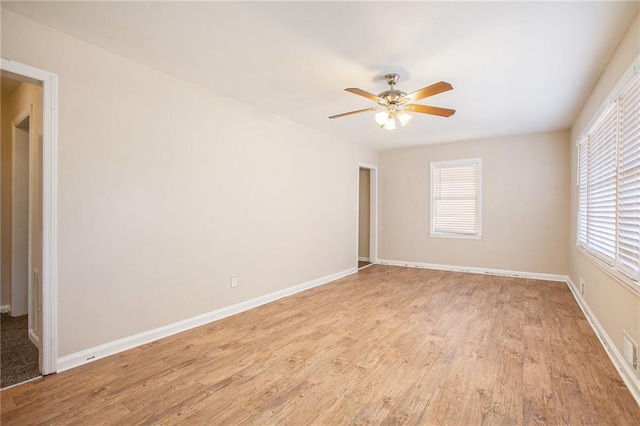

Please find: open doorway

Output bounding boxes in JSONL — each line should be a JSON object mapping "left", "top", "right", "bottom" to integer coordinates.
{"left": 1, "top": 76, "right": 42, "bottom": 388}
{"left": 357, "top": 163, "right": 377, "bottom": 271}
{"left": 1, "top": 59, "right": 58, "bottom": 386}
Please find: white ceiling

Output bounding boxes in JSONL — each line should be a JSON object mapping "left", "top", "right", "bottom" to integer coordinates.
{"left": 3, "top": 1, "right": 638, "bottom": 150}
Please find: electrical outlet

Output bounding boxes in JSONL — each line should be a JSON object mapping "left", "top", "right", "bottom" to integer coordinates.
{"left": 338, "top": 255, "right": 342, "bottom": 262}
{"left": 579, "top": 278, "right": 585, "bottom": 296}
{"left": 623, "top": 331, "right": 638, "bottom": 371}
{"left": 230, "top": 275, "right": 238, "bottom": 288}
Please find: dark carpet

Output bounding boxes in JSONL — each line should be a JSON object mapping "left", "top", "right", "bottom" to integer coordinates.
{"left": 1, "top": 313, "right": 40, "bottom": 388}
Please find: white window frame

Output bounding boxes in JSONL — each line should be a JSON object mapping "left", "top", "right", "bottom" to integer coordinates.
{"left": 430, "top": 158, "right": 482, "bottom": 240}
{"left": 576, "top": 56, "right": 640, "bottom": 293}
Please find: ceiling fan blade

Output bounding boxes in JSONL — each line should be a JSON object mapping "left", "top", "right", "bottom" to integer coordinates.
{"left": 404, "top": 81, "right": 453, "bottom": 102}
{"left": 329, "top": 107, "right": 378, "bottom": 119}
{"left": 345, "top": 88, "right": 383, "bottom": 103}
{"left": 406, "top": 104, "right": 456, "bottom": 117}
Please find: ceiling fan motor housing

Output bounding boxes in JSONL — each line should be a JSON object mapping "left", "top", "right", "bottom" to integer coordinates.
{"left": 378, "top": 89, "right": 408, "bottom": 105}
{"left": 379, "top": 73, "right": 408, "bottom": 105}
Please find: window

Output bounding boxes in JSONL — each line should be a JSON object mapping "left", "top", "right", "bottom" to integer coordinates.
{"left": 430, "top": 158, "right": 482, "bottom": 239}
{"left": 577, "top": 72, "right": 640, "bottom": 284}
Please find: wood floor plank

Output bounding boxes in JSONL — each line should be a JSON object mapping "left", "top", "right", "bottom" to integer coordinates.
{"left": 0, "top": 393, "right": 17, "bottom": 414}
{"left": 1, "top": 266, "right": 638, "bottom": 424}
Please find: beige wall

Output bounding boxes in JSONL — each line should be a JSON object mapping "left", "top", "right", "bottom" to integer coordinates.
{"left": 1, "top": 81, "right": 43, "bottom": 311}
{"left": 1, "top": 10, "right": 378, "bottom": 356}
{"left": 569, "top": 12, "right": 640, "bottom": 360}
{"left": 379, "top": 130, "right": 570, "bottom": 275}
{"left": 358, "top": 168, "right": 370, "bottom": 260}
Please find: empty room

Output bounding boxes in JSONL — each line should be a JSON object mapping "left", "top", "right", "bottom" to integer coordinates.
{"left": 1, "top": 1, "right": 639, "bottom": 424}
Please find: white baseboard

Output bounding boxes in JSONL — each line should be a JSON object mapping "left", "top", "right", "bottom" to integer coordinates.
{"left": 29, "top": 329, "right": 41, "bottom": 349}
{"left": 376, "top": 258, "right": 568, "bottom": 282}
{"left": 565, "top": 277, "right": 640, "bottom": 405}
{"left": 0, "top": 305, "right": 10, "bottom": 314}
{"left": 358, "top": 257, "right": 370, "bottom": 262}
{"left": 56, "top": 267, "right": 357, "bottom": 373}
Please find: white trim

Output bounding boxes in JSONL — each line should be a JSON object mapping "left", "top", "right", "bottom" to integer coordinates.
{"left": 1, "top": 57, "right": 59, "bottom": 375}
{"left": 29, "top": 328, "right": 40, "bottom": 349}
{"left": 376, "top": 259, "right": 567, "bottom": 282}
{"left": 566, "top": 277, "right": 640, "bottom": 405}
{"left": 0, "top": 305, "right": 11, "bottom": 314}
{"left": 57, "top": 267, "right": 357, "bottom": 372}
{"left": 358, "top": 257, "right": 370, "bottom": 262}
{"left": 369, "top": 165, "right": 378, "bottom": 264}
{"left": 0, "top": 375, "right": 43, "bottom": 391}
{"left": 27, "top": 107, "right": 34, "bottom": 327}
{"left": 577, "top": 246, "right": 640, "bottom": 296}
{"left": 429, "top": 232, "right": 482, "bottom": 240}
{"left": 577, "top": 55, "right": 640, "bottom": 142}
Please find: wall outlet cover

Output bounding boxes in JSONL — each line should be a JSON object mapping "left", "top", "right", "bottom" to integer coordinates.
{"left": 623, "top": 331, "right": 638, "bottom": 371}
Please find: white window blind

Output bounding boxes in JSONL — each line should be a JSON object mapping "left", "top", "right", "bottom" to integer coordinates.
{"left": 586, "top": 104, "right": 617, "bottom": 261}
{"left": 578, "top": 140, "right": 588, "bottom": 245}
{"left": 617, "top": 75, "right": 640, "bottom": 279}
{"left": 430, "top": 158, "right": 482, "bottom": 238}
{"left": 577, "top": 72, "right": 640, "bottom": 283}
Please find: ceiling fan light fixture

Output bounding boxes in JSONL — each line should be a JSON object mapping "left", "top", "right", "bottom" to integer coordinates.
{"left": 381, "top": 116, "right": 396, "bottom": 130}
{"left": 397, "top": 110, "right": 412, "bottom": 127}
{"left": 375, "top": 110, "right": 390, "bottom": 125}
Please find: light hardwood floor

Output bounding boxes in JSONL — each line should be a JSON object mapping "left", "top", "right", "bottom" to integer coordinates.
{"left": 1, "top": 266, "right": 638, "bottom": 424}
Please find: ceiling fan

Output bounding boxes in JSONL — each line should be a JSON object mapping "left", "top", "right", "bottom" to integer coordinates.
{"left": 329, "top": 73, "right": 455, "bottom": 130}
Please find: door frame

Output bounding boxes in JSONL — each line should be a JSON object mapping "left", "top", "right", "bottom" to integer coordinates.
{"left": 11, "top": 106, "right": 33, "bottom": 318}
{"left": 1, "top": 58, "right": 58, "bottom": 375}
{"left": 356, "top": 162, "right": 378, "bottom": 266}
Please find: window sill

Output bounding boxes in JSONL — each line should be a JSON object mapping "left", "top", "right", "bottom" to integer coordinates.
{"left": 430, "top": 232, "right": 482, "bottom": 240}
{"left": 577, "top": 246, "right": 640, "bottom": 297}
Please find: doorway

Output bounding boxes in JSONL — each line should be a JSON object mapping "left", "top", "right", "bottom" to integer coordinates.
{"left": 1, "top": 80, "right": 41, "bottom": 388}
{"left": 357, "top": 163, "right": 377, "bottom": 270}
{"left": 0, "top": 59, "right": 58, "bottom": 383}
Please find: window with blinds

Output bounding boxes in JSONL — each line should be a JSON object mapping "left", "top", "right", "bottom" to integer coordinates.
{"left": 577, "top": 72, "right": 640, "bottom": 283}
{"left": 430, "top": 158, "right": 482, "bottom": 238}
